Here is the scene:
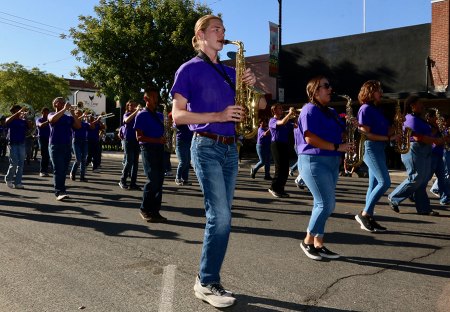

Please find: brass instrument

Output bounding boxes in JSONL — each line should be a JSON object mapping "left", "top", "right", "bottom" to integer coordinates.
{"left": 432, "top": 107, "right": 449, "bottom": 150}
{"left": 224, "top": 39, "right": 264, "bottom": 139}
{"left": 162, "top": 104, "right": 174, "bottom": 152}
{"left": 340, "top": 95, "right": 365, "bottom": 168}
{"left": 393, "top": 100, "right": 411, "bottom": 154}
{"left": 20, "top": 103, "right": 36, "bottom": 138}
{"left": 100, "top": 113, "right": 115, "bottom": 119}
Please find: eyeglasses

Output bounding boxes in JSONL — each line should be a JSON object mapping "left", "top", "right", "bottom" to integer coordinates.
{"left": 319, "top": 83, "right": 332, "bottom": 90}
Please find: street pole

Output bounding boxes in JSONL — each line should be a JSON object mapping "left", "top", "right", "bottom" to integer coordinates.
{"left": 277, "top": 0, "right": 282, "bottom": 102}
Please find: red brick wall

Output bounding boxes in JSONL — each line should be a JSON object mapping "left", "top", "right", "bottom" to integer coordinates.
{"left": 431, "top": 0, "right": 450, "bottom": 91}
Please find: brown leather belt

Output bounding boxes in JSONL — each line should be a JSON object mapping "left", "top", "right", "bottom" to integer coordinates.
{"left": 194, "top": 132, "right": 236, "bottom": 145}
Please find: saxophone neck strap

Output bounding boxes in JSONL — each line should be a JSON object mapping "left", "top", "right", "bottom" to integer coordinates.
{"left": 197, "top": 51, "right": 235, "bottom": 92}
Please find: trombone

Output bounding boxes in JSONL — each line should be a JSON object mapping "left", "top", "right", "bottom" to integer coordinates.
{"left": 100, "top": 113, "right": 115, "bottom": 119}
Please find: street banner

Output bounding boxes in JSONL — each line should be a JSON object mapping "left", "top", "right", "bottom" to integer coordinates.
{"left": 269, "top": 21, "right": 279, "bottom": 77}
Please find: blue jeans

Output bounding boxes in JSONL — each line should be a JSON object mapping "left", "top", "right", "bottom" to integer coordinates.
{"left": 428, "top": 152, "right": 449, "bottom": 204}
{"left": 5, "top": 143, "right": 26, "bottom": 185}
{"left": 253, "top": 143, "right": 271, "bottom": 177}
{"left": 389, "top": 142, "right": 432, "bottom": 214}
{"left": 140, "top": 144, "right": 165, "bottom": 214}
{"left": 121, "top": 139, "right": 140, "bottom": 185}
{"left": 175, "top": 138, "right": 192, "bottom": 181}
{"left": 363, "top": 141, "right": 391, "bottom": 215}
{"left": 430, "top": 149, "right": 450, "bottom": 203}
{"left": 300, "top": 154, "right": 340, "bottom": 237}
{"left": 49, "top": 144, "right": 72, "bottom": 196}
{"left": 71, "top": 139, "right": 88, "bottom": 179}
{"left": 191, "top": 136, "right": 238, "bottom": 285}
{"left": 38, "top": 137, "right": 50, "bottom": 174}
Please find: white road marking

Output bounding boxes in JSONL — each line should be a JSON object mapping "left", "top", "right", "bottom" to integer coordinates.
{"left": 158, "top": 265, "right": 176, "bottom": 312}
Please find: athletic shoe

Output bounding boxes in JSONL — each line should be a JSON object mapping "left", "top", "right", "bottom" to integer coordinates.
{"left": 440, "top": 200, "right": 450, "bottom": 206}
{"left": 316, "top": 246, "right": 340, "bottom": 259}
{"left": 194, "top": 276, "right": 236, "bottom": 308}
{"left": 250, "top": 167, "right": 256, "bottom": 179}
{"left": 264, "top": 176, "right": 272, "bottom": 180}
{"left": 418, "top": 210, "right": 440, "bottom": 216}
{"left": 92, "top": 168, "right": 101, "bottom": 173}
{"left": 430, "top": 189, "right": 440, "bottom": 197}
{"left": 388, "top": 197, "right": 399, "bottom": 213}
{"left": 14, "top": 184, "right": 25, "bottom": 189}
{"left": 56, "top": 193, "right": 69, "bottom": 201}
{"left": 300, "top": 241, "right": 322, "bottom": 260}
{"left": 80, "top": 178, "right": 89, "bottom": 182}
{"left": 118, "top": 181, "right": 128, "bottom": 189}
{"left": 148, "top": 213, "right": 168, "bottom": 223}
{"left": 164, "top": 171, "right": 173, "bottom": 177}
{"left": 5, "top": 181, "right": 14, "bottom": 189}
{"left": 280, "top": 192, "right": 290, "bottom": 198}
{"left": 355, "top": 212, "right": 374, "bottom": 232}
{"left": 369, "top": 216, "right": 387, "bottom": 232}
{"left": 268, "top": 188, "right": 282, "bottom": 198}
{"left": 39, "top": 172, "right": 49, "bottom": 177}
{"left": 139, "top": 210, "right": 151, "bottom": 221}
{"left": 128, "top": 184, "right": 142, "bottom": 191}
{"left": 70, "top": 174, "right": 75, "bottom": 181}
{"left": 289, "top": 170, "right": 294, "bottom": 177}
{"left": 175, "top": 179, "right": 183, "bottom": 186}
{"left": 195, "top": 275, "right": 233, "bottom": 296}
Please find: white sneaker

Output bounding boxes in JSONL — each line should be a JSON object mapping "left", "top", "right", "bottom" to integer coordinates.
{"left": 14, "top": 184, "right": 25, "bottom": 189}
{"left": 39, "top": 172, "right": 49, "bottom": 177}
{"left": 5, "top": 181, "right": 14, "bottom": 188}
{"left": 194, "top": 276, "right": 236, "bottom": 308}
{"left": 56, "top": 193, "right": 69, "bottom": 201}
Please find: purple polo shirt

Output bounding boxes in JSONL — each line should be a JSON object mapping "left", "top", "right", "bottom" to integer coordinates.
{"left": 73, "top": 122, "right": 89, "bottom": 141}
{"left": 123, "top": 112, "right": 137, "bottom": 142}
{"left": 48, "top": 113, "right": 74, "bottom": 145}
{"left": 269, "top": 118, "right": 293, "bottom": 143}
{"left": 7, "top": 119, "right": 27, "bottom": 144}
{"left": 404, "top": 114, "right": 431, "bottom": 142}
{"left": 358, "top": 103, "right": 389, "bottom": 136}
{"left": 170, "top": 56, "right": 236, "bottom": 136}
{"left": 430, "top": 126, "right": 444, "bottom": 156}
{"left": 298, "top": 103, "right": 344, "bottom": 156}
{"left": 175, "top": 124, "right": 193, "bottom": 142}
{"left": 256, "top": 126, "right": 271, "bottom": 145}
{"left": 36, "top": 117, "right": 50, "bottom": 139}
{"left": 88, "top": 123, "right": 100, "bottom": 142}
{"left": 134, "top": 109, "right": 164, "bottom": 145}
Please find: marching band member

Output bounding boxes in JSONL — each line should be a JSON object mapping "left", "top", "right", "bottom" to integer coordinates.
{"left": 298, "top": 76, "right": 353, "bottom": 260}
{"left": 171, "top": 14, "right": 264, "bottom": 308}
{"left": 36, "top": 107, "right": 50, "bottom": 177}
{"left": 355, "top": 81, "right": 398, "bottom": 232}
{"left": 388, "top": 95, "right": 442, "bottom": 216}
{"left": 86, "top": 114, "right": 105, "bottom": 173}
{"left": 268, "top": 104, "right": 295, "bottom": 198}
{"left": 250, "top": 119, "right": 272, "bottom": 180}
{"left": 70, "top": 109, "right": 90, "bottom": 182}
{"left": 174, "top": 122, "right": 193, "bottom": 186}
{"left": 4, "top": 104, "right": 32, "bottom": 189}
{"left": 48, "top": 97, "right": 81, "bottom": 200}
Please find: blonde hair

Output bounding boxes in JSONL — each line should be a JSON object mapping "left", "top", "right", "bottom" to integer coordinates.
{"left": 358, "top": 80, "right": 381, "bottom": 104}
{"left": 306, "top": 76, "right": 326, "bottom": 104}
{"left": 125, "top": 100, "right": 137, "bottom": 113}
{"left": 192, "top": 14, "right": 223, "bottom": 51}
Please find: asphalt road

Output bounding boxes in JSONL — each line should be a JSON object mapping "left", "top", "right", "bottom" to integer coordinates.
{"left": 0, "top": 152, "right": 449, "bottom": 312}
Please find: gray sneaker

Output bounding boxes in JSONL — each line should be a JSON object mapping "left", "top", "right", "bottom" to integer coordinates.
{"left": 194, "top": 276, "right": 236, "bottom": 308}
{"left": 355, "top": 212, "right": 374, "bottom": 232}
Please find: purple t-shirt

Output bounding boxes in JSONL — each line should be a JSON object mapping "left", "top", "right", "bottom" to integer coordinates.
{"left": 269, "top": 118, "right": 293, "bottom": 143}
{"left": 170, "top": 56, "right": 236, "bottom": 136}
{"left": 175, "top": 124, "right": 193, "bottom": 142}
{"left": 48, "top": 113, "right": 74, "bottom": 145}
{"left": 298, "top": 103, "right": 344, "bottom": 156}
{"left": 404, "top": 114, "right": 431, "bottom": 142}
{"left": 134, "top": 109, "right": 164, "bottom": 145}
{"left": 36, "top": 117, "right": 50, "bottom": 139}
{"left": 88, "top": 123, "right": 100, "bottom": 142}
{"left": 73, "top": 122, "right": 89, "bottom": 141}
{"left": 430, "top": 126, "right": 444, "bottom": 156}
{"left": 7, "top": 119, "right": 27, "bottom": 144}
{"left": 358, "top": 103, "right": 389, "bottom": 136}
{"left": 256, "top": 126, "right": 271, "bottom": 145}
{"left": 123, "top": 112, "right": 137, "bottom": 142}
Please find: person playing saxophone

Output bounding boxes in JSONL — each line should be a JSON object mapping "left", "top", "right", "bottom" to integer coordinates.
{"left": 354, "top": 81, "right": 399, "bottom": 232}
{"left": 171, "top": 14, "right": 266, "bottom": 308}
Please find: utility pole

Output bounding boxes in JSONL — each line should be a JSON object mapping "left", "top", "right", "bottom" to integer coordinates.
{"left": 277, "top": 0, "right": 283, "bottom": 102}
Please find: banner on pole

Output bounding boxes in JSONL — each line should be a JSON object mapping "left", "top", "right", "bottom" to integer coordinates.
{"left": 269, "top": 21, "right": 279, "bottom": 77}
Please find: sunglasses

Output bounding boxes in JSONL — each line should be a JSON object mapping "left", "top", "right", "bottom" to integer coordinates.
{"left": 319, "top": 83, "right": 332, "bottom": 90}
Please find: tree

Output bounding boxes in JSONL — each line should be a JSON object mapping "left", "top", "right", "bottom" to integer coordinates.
{"left": 70, "top": 0, "right": 211, "bottom": 103}
{"left": 0, "top": 62, "right": 70, "bottom": 116}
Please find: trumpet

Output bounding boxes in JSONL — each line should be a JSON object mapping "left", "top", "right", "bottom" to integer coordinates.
{"left": 283, "top": 107, "right": 301, "bottom": 119}
{"left": 100, "top": 113, "right": 115, "bottom": 119}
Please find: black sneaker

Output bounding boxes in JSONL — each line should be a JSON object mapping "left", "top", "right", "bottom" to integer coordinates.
{"left": 264, "top": 176, "right": 272, "bottom": 180}
{"left": 250, "top": 167, "right": 256, "bottom": 179}
{"left": 300, "top": 241, "right": 322, "bottom": 260}
{"left": 268, "top": 188, "right": 282, "bottom": 198}
{"left": 369, "top": 216, "right": 387, "bottom": 232}
{"left": 148, "top": 213, "right": 168, "bottom": 223}
{"left": 139, "top": 210, "right": 152, "bottom": 221}
{"left": 418, "top": 210, "right": 440, "bottom": 216}
{"left": 280, "top": 192, "right": 290, "bottom": 198}
{"left": 118, "top": 181, "right": 128, "bottom": 189}
{"left": 355, "top": 212, "right": 374, "bottom": 232}
{"left": 128, "top": 184, "right": 142, "bottom": 191}
{"left": 388, "top": 197, "right": 400, "bottom": 213}
{"left": 316, "top": 246, "right": 340, "bottom": 259}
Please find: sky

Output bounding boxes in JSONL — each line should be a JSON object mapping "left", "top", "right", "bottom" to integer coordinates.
{"left": 0, "top": 0, "right": 431, "bottom": 79}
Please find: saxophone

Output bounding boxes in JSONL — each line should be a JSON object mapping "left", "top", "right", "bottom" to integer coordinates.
{"left": 340, "top": 95, "right": 365, "bottom": 168}
{"left": 162, "top": 103, "right": 174, "bottom": 153}
{"left": 432, "top": 108, "right": 449, "bottom": 150}
{"left": 393, "top": 100, "right": 411, "bottom": 154}
{"left": 224, "top": 40, "right": 264, "bottom": 139}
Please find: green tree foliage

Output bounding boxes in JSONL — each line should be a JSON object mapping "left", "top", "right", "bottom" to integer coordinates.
{"left": 70, "top": 0, "right": 211, "bottom": 102}
{"left": 0, "top": 62, "right": 70, "bottom": 116}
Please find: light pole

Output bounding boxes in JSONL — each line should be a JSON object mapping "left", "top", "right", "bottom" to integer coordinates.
{"left": 277, "top": 0, "right": 282, "bottom": 102}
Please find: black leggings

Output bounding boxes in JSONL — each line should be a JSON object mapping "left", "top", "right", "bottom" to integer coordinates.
{"left": 270, "top": 141, "right": 290, "bottom": 193}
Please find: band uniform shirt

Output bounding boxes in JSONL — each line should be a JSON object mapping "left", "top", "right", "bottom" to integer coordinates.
{"left": 87, "top": 123, "right": 101, "bottom": 142}
{"left": 175, "top": 124, "right": 193, "bottom": 142}
{"left": 123, "top": 112, "right": 137, "bottom": 142}
{"left": 170, "top": 56, "right": 236, "bottom": 137}
{"left": 358, "top": 103, "right": 389, "bottom": 136}
{"left": 404, "top": 113, "right": 431, "bottom": 143}
{"left": 7, "top": 118, "right": 27, "bottom": 144}
{"left": 134, "top": 109, "right": 164, "bottom": 145}
{"left": 298, "top": 102, "right": 343, "bottom": 156}
{"left": 48, "top": 113, "right": 74, "bottom": 145}
{"left": 269, "top": 117, "right": 293, "bottom": 143}
{"left": 257, "top": 126, "right": 271, "bottom": 145}
{"left": 36, "top": 117, "right": 50, "bottom": 139}
{"left": 72, "top": 121, "right": 89, "bottom": 141}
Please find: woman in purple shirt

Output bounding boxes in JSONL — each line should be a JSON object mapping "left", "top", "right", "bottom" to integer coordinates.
{"left": 355, "top": 81, "right": 398, "bottom": 232}
{"left": 388, "top": 95, "right": 443, "bottom": 216}
{"left": 298, "top": 76, "right": 353, "bottom": 261}
{"left": 250, "top": 119, "right": 272, "bottom": 180}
